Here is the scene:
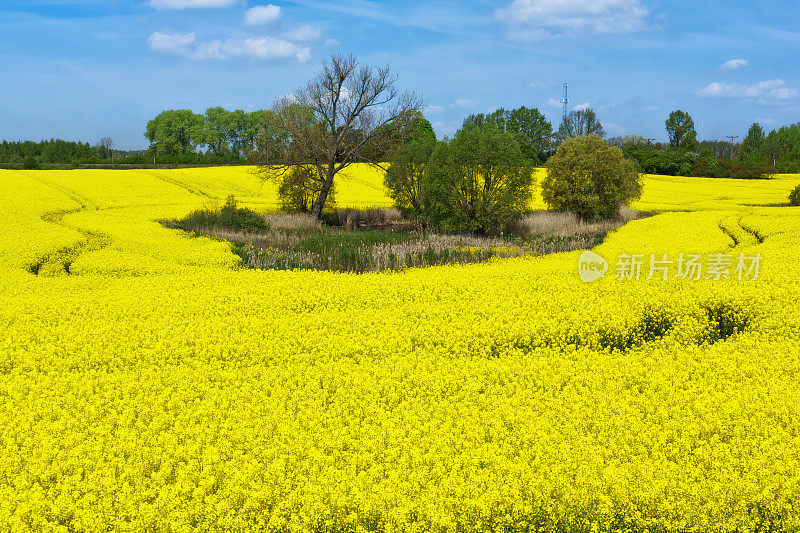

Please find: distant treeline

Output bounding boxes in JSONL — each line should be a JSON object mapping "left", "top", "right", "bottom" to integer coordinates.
{"left": 609, "top": 121, "right": 800, "bottom": 179}
{"left": 5, "top": 106, "right": 800, "bottom": 178}
{"left": 0, "top": 139, "right": 120, "bottom": 167}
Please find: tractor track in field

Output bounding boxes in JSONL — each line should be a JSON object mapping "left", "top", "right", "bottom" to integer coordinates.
{"left": 718, "top": 212, "right": 765, "bottom": 249}
{"left": 25, "top": 169, "right": 220, "bottom": 276}
{"left": 24, "top": 173, "right": 112, "bottom": 276}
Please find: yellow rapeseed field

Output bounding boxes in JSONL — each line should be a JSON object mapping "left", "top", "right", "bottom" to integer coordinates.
{"left": 1, "top": 164, "right": 800, "bottom": 532}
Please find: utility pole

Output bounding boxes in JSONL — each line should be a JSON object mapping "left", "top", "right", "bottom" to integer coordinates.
{"left": 726, "top": 135, "right": 739, "bottom": 160}
{"left": 561, "top": 83, "right": 569, "bottom": 122}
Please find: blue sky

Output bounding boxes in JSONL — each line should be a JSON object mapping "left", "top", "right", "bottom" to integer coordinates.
{"left": 0, "top": 0, "right": 798, "bottom": 149}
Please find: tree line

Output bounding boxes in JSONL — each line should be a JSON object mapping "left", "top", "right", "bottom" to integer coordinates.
{"left": 144, "top": 108, "right": 271, "bottom": 160}
{"left": 610, "top": 110, "right": 800, "bottom": 179}
{"left": 0, "top": 139, "right": 121, "bottom": 168}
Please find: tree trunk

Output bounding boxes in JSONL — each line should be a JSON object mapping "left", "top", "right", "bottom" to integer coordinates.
{"left": 311, "top": 168, "right": 336, "bottom": 219}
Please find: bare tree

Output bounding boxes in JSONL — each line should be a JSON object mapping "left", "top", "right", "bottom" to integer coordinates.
{"left": 253, "top": 53, "right": 424, "bottom": 219}
{"left": 96, "top": 137, "right": 114, "bottom": 159}
{"left": 555, "top": 109, "right": 605, "bottom": 144}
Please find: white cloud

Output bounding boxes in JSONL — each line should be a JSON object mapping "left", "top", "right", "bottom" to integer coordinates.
{"left": 698, "top": 79, "right": 797, "bottom": 100}
{"left": 529, "top": 80, "right": 550, "bottom": 89}
{"left": 148, "top": 0, "right": 238, "bottom": 10}
{"left": 325, "top": 38, "right": 341, "bottom": 47}
{"left": 244, "top": 5, "right": 282, "bottom": 26}
{"left": 282, "top": 25, "right": 323, "bottom": 42}
{"left": 497, "top": 0, "right": 649, "bottom": 41}
{"left": 147, "top": 32, "right": 311, "bottom": 62}
{"left": 454, "top": 98, "right": 477, "bottom": 108}
{"left": 147, "top": 32, "right": 197, "bottom": 55}
{"left": 547, "top": 97, "right": 562, "bottom": 108}
{"left": 572, "top": 102, "right": 590, "bottom": 111}
{"left": 720, "top": 58, "right": 749, "bottom": 70}
{"left": 424, "top": 105, "right": 446, "bottom": 114}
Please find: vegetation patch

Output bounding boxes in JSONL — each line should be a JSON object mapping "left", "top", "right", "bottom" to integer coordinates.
{"left": 703, "top": 301, "right": 753, "bottom": 344}
{"left": 168, "top": 196, "right": 268, "bottom": 233}
{"left": 166, "top": 205, "right": 634, "bottom": 273}
{"left": 790, "top": 184, "right": 800, "bottom": 206}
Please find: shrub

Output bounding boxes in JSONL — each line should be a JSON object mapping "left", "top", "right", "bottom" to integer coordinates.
{"left": 217, "top": 196, "right": 269, "bottom": 232}
{"left": 790, "top": 185, "right": 800, "bottom": 206}
{"left": 692, "top": 149, "right": 722, "bottom": 178}
{"left": 176, "top": 196, "right": 268, "bottom": 233}
{"left": 718, "top": 160, "right": 775, "bottom": 179}
{"left": 543, "top": 135, "right": 642, "bottom": 220}
{"left": 278, "top": 166, "right": 336, "bottom": 213}
{"left": 22, "top": 155, "right": 39, "bottom": 170}
{"left": 385, "top": 132, "right": 436, "bottom": 217}
{"left": 422, "top": 128, "right": 535, "bottom": 233}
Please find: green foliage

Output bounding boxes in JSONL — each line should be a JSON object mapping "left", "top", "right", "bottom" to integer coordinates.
{"left": 278, "top": 166, "right": 336, "bottom": 213}
{"left": 692, "top": 149, "right": 722, "bottom": 178}
{"left": 385, "top": 119, "right": 437, "bottom": 216}
{"left": 703, "top": 301, "right": 751, "bottom": 344}
{"left": 22, "top": 155, "right": 39, "bottom": 170}
{"left": 665, "top": 110, "right": 698, "bottom": 150}
{"left": 623, "top": 147, "right": 693, "bottom": 176}
{"left": 145, "top": 108, "right": 271, "bottom": 159}
{"left": 764, "top": 123, "right": 800, "bottom": 171}
{"left": 555, "top": 108, "right": 605, "bottom": 144}
{"left": 0, "top": 139, "right": 108, "bottom": 165}
{"left": 176, "top": 196, "right": 268, "bottom": 233}
{"left": 789, "top": 185, "right": 800, "bottom": 206}
{"left": 738, "top": 123, "right": 766, "bottom": 163}
{"left": 422, "top": 127, "right": 535, "bottom": 232}
{"left": 623, "top": 146, "right": 774, "bottom": 179}
{"left": 145, "top": 110, "right": 204, "bottom": 155}
{"left": 543, "top": 135, "right": 642, "bottom": 221}
{"left": 203, "top": 107, "right": 233, "bottom": 156}
{"left": 718, "top": 160, "right": 775, "bottom": 179}
{"left": 462, "top": 106, "right": 552, "bottom": 163}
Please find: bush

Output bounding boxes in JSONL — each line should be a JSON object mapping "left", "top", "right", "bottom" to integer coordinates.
{"left": 543, "top": 135, "right": 642, "bottom": 221}
{"left": 790, "top": 185, "right": 800, "bottom": 206}
{"left": 385, "top": 130, "right": 436, "bottom": 217}
{"left": 623, "top": 147, "right": 695, "bottom": 176}
{"left": 22, "top": 156, "right": 39, "bottom": 170}
{"left": 177, "top": 196, "right": 268, "bottom": 233}
{"left": 422, "top": 127, "right": 535, "bottom": 233}
{"left": 217, "top": 196, "right": 269, "bottom": 232}
{"left": 278, "top": 166, "right": 336, "bottom": 213}
{"left": 718, "top": 160, "right": 775, "bottom": 179}
{"left": 692, "top": 150, "right": 722, "bottom": 178}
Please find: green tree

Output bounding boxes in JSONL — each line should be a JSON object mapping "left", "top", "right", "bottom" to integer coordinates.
{"left": 422, "top": 127, "right": 535, "bottom": 232}
{"left": 22, "top": 155, "right": 39, "bottom": 169}
{"left": 555, "top": 108, "right": 605, "bottom": 144}
{"left": 243, "top": 110, "right": 273, "bottom": 157}
{"left": 203, "top": 107, "right": 232, "bottom": 156}
{"left": 665, "top": 110, "right": 698, "bottom": 151}
{"left": 505, "top": 106, "right": 552, "bottom": 163}
{"left": 145, "top": 110, "right": 204, "bottom": 155}
{"left": 384, "top": 117, "right": 437, "bottom": 216}
{"left": 543, "top": 135, "right": 642, "bottom": 220}
{"left": 227, "top": 109, "right": 251, "bottom": 158}
{"left": 738, "top": 123, "right": 766, "bottom": 163}
{"left": 462, "top": 107, "right": 552, "bottom": 163}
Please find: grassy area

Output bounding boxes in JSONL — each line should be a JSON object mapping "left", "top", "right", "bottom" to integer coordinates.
{"left": 165, "top": 206, "right": 639, "bottom": 273}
